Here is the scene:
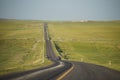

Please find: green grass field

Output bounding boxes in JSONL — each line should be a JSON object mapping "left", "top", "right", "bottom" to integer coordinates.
{"left": 48, "top": 21, "right": 120, "bottom": 71}
{"left": 0, "top": 20, "right": 51, "bottom": 75}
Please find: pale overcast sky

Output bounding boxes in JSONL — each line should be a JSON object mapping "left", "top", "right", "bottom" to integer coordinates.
{"left": 0, "top": 0, "right": 120, "bottom": 21}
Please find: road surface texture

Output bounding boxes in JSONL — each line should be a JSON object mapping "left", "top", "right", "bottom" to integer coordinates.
{"left": 0, "top": 23, "right": 120, "bottom": 80}
{"left": 62, "top": 61, "right": 120, "bottom": 80}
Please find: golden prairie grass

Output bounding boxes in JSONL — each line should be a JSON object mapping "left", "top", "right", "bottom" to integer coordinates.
{"left": 48, "top": 21, "right": 120, "bottom": 71}
{"left": 0, "top": 20, "right": 51, "bottom": 75}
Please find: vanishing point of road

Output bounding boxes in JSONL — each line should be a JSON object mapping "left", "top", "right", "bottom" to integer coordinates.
{"left": 0, "top": 23, "right": 120, "bottom": 80}
{"left": 44, "top": 23, "right": 120, "bottom": 80}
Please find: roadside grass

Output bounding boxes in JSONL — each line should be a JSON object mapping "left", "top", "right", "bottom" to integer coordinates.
{"left": 48, "top": 21, "right": 120, "bottom": 71}
{"left": 0, "top": 20, "right": 51, "bottom": 75}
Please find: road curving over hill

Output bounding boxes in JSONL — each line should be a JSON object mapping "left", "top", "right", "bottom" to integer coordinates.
{"left": 0, "top": 23, "right": 72, "bottom": 80}
{"left": 43, "top": 23, "right": 120, "bottom": 80}
{"left": 0, "top": 23, "right": 120, "bottom": 80}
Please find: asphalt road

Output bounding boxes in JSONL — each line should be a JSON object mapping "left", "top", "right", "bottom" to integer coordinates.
{"left": 44, "top": 23, "right": 120, "bottom": 80}
{"left": 62, "top": 61, "right": 120, "bottom": 80}
{"left": 0, "top": 23, "right": 120, "bottom": 80}
{"left": 43, "top": 23, "right": 72, "bottom": 80}
{"left": 0, "top": 23, "right": 72, "bottom": 80}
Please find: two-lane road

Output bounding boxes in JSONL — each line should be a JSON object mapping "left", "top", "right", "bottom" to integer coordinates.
{"left": 44, "top": 23, "right": 120, "bottom": 80}
{"left": 0, "top": 23, "right": 72, "bottom": 80}
{"left": 44, "top": 23, "right": 72, "bottom": 80}
{"left": 0, "top": 23, "right": 120, "bottom": 80}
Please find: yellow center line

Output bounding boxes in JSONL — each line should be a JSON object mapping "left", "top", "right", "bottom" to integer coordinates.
{"left": 57, "top": 63, "right": 74, "bottom": 80}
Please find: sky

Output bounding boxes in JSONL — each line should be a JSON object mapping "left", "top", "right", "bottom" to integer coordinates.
{"left": 0, "top": 0, "right": 120, "bottom": 21}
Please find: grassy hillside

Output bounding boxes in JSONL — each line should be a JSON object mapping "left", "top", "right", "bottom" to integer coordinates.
{"left": 0, "top": 20, "right": 51, "bottom": 75}
{"left": 48, "top": 21, "right": 120, "bottom": 71}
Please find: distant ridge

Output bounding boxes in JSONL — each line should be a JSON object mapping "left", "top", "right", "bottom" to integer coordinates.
{"left": 0, "top": 18, "right": 120, "bottom": 22}
{"left": 0, "top": 18, "right": 17, "bottom": 20}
